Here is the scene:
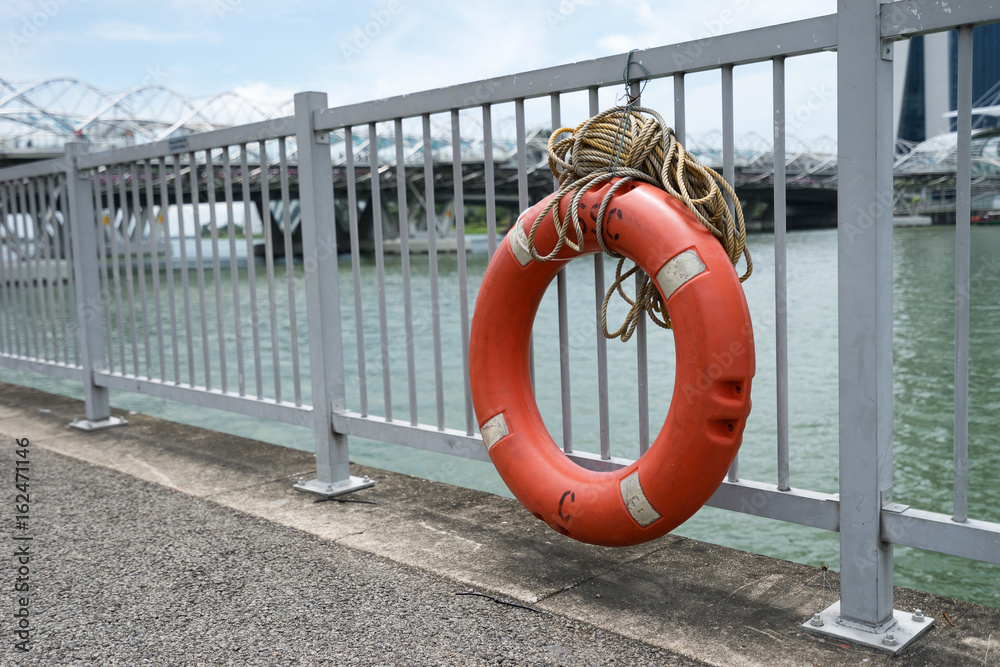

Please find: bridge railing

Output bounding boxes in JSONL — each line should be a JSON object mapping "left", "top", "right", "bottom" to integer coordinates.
{"left": 1, "top": 0, "right": 998, "bottom": 650}
{"left": 0, "top": 157, "right": 82, "bottom": 382}
{"left": 74, "top": 118, "right": 319, "bottom": 421}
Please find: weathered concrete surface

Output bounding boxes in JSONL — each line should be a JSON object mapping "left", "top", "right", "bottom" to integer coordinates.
{"left": 1, "top": 381, "right": 997, "bottom": 666}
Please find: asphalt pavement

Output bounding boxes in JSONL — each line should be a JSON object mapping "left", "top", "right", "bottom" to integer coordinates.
{"left": 1, "top": 435, "right": 693, "bottom": 666}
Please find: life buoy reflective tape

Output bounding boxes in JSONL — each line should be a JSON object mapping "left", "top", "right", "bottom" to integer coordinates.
{"left": 469, "top": 180, "right": 755, "bottom": 547}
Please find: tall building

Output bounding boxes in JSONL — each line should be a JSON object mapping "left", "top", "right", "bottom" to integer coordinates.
{"left": 894, "top": 23, "right": 1000, "bottom": 146}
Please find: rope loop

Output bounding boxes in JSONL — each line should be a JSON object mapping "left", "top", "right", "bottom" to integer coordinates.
{"left": 525, "top": 104, "right": 753, "bottom": 340}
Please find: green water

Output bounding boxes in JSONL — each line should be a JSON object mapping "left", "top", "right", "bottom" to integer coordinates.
{"left": 2, "top": 225, "right": 998, "bottom": 608}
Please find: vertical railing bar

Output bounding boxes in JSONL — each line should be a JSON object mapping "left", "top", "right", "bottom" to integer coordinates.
{"left": 206, "top": 149, "right": 228, "bottom": 392}
{"left": 117, "top": 164, "right": 140, "bottom": 375}
{"left": 422, "top": 113, "right": 445, "bottom": 428}
{"left": 18, "top": 180, "right": 34, "bottom": 358}
{"left": 65, "top": 143, "right": 113, "bottom": 422}
{"left": 482, "top": 104, "right": 498, "bottom": 259}
{"left": 673, "top": 73, "right": 686, "bottom": 144}
{"left": 10, "top": 182, "right": 25, "bottom": 357}
{"left": 59, "top": 175, "right": 80, "bottom": 365}
{"left": 773, "top": 56, "right": 791, "bottom": 491}
{"left": 259, "top": 141, "right": 282, "bottom": 402}
{"left": 953, "top": 25, "right": 973, "bottom": 524}
{"left": 49, "top": 175, "right": 72, "bottom": 365}
{"left": 97, "top": 170, "right": 112, "bottom": 368}
{"left": 836, "top": 3, "right": 896, "bottom": 626}
{"left": 294, "top": 91, "right": 355, "bottom": 486}
{"left": 12, "top": 181, "right": 31, "bottom": 358}
{"left": 42, "top": 176, "right": 62, "bottom": 363}
{"left": 33, "top": 177, "right": 59, "bottom": 361}
{"left": 551, "top": 92, "right": 574, "bottom": 454}
{"left": 239, "top": 144, "right": 263, "bottom": 399}
{"left": 93, "top": 170, "right": 114, "bottom": 373}
{"left": 0, "top": 185, "right": 13, "bottom": 355}
{"left": 515, "top": 99, "right": 528, "bottom": 212}
{"left": 20, "top": 180, "right": 42, "bottom": 359}
{"left": 190, "top": 153, "right": 212, "bottom": 390}
{"left": 157, "top": 158, "right": 180, "bottom": 383}
{"left": 222, "top": 147, "right": 245, "bottom": 395}
{"left": 722, "top": 64, "right": 739, "bottom": 483}
{"left": 395, "top": 118, "right": 418, "bottom": 424}
{"left": 59, "top": 174, "right": 80, "bottom": 366}
{"left": 27, "top": 178, "right": 51, "bottom": 361}
{"left": 0, "top": 184, "right": 6, "bottom": 353}
{"left": 515, "top": 98, "right": 535, "bottom": 384}
{"left": 8, "top": 181, "right": 23, "bottom": 355}
{"left": 5, "top": 181, "right": 20, "bottom": 356}
{"left": 278, "top": 139, "right": 301, "bottom": 405}
{"left": 630, "top": 78, "right": 650, "bottom": 458}
{"left": 7, "top": 182, "right": 25, "bottom": 358}
{"left": 635, "top": 277, "right": 651, "bottom": 448}
{"left": 345, "top": 126, "right": 369, "bottom": 416}
{"left": 34, "top": 177, "right": 52, "bottom": 360}
{"left": 450, "top": 110, "right": 474, "bottom": 435}
{"left": 144, "top": 159, "right": 165, "bottom": 380}
{"left": 173, "top": 155, "right": 196, "bottom": 386}
{"left": 156, "top": 160, "right": 176, "bottom": 379}
{"left": 2, "top": 184, "right": 17, "bottom": 354}
{"left": 106, "top": 166, "right": 127, "bottom": 373}
{"left": 5, "top": 181, "right": 21, "bottom": 356}
{"left": 722, "top": 66, "right": 736, "bottom": 231}
{"left": 590, "top": 86, "right": 611, "bottom": 460}
{"left": 53, "top": 175, "right": 69, "bottom": 362}
{"left": 17, "top": 180, "right": 34, "bottom": 358}
{"left": 369, "top": 122, "right": 394, "bottom": 421}
{"left": 129, "top": 162, "right": 152, "bottom": 378}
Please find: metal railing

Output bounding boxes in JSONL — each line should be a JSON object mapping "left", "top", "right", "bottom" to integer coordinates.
{"left": 1, "top": 0, "right": 998, "bottom": 650}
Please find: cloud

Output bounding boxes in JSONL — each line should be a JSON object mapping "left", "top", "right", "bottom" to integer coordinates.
{"left": 597, "top": 34, "right": 637, "bottom": 55}
{"left": 86, "top": 21, "right": 214, "bottom": 45}
{"left": 231, "top": 82, "right": 297, "bottom": 114}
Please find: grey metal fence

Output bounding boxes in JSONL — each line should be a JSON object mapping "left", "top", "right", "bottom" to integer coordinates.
{"left": 1, "top": 0, "right": 998, "bottom": 653}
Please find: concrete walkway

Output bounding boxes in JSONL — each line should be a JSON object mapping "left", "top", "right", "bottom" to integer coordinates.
{"left": 1, "top": 381, "right": 997, "bottom": 666}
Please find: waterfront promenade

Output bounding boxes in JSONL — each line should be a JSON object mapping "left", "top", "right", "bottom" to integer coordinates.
{"left": 2, "top": 381, "right": 997, "bottom": 666}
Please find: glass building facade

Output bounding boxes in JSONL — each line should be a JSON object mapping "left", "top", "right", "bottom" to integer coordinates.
{"left": 897, "top": 23, "right": 1000, "bottom": 144}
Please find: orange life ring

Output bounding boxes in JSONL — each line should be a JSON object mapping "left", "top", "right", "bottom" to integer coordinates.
{"left": 469, "top": 179, "right": 754, "bottom": 547}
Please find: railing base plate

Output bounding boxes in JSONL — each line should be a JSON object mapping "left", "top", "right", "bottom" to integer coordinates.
{"left": 293, "top": 475, "right": 374, "bottom": 498}
{"left": 802, "top": 601, "right": 934, "bottom": 655}
{"left": 69, "top": 416, "right": 128, "bottom": 431}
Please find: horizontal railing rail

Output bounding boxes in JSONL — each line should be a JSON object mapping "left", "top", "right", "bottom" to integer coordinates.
{"left": 75, "top": 116, "right": 296, "bottom": 170}
{"left": 313, "top": 15, "right": 837, "bottom": 130}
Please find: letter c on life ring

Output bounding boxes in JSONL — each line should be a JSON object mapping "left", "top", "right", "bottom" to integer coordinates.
{"left": 469, "top": 180, "right": 754, "bottom": 547}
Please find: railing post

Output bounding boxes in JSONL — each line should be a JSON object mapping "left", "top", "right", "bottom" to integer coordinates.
{"left": 65, "top": 142, "right": 126, "bottom": 431}
{"left": 802, "top": 0, "right": 931, "bottom": 652}
{"left": 292, "top": 92, "right": 373, "bottom": 497}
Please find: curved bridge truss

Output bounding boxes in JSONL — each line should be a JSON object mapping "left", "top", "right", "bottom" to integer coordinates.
{"left": 0, "top": 77, "right": 291, "bottom": 153}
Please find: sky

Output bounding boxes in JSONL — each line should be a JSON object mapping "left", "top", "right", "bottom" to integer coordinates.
{"left": 2, "top": 0, "right": 840, "bottom": 145}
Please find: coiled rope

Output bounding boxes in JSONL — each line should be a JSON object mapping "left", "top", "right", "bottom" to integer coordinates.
{"left": 522, "top": 105, "right": 753, "bottom": 341}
